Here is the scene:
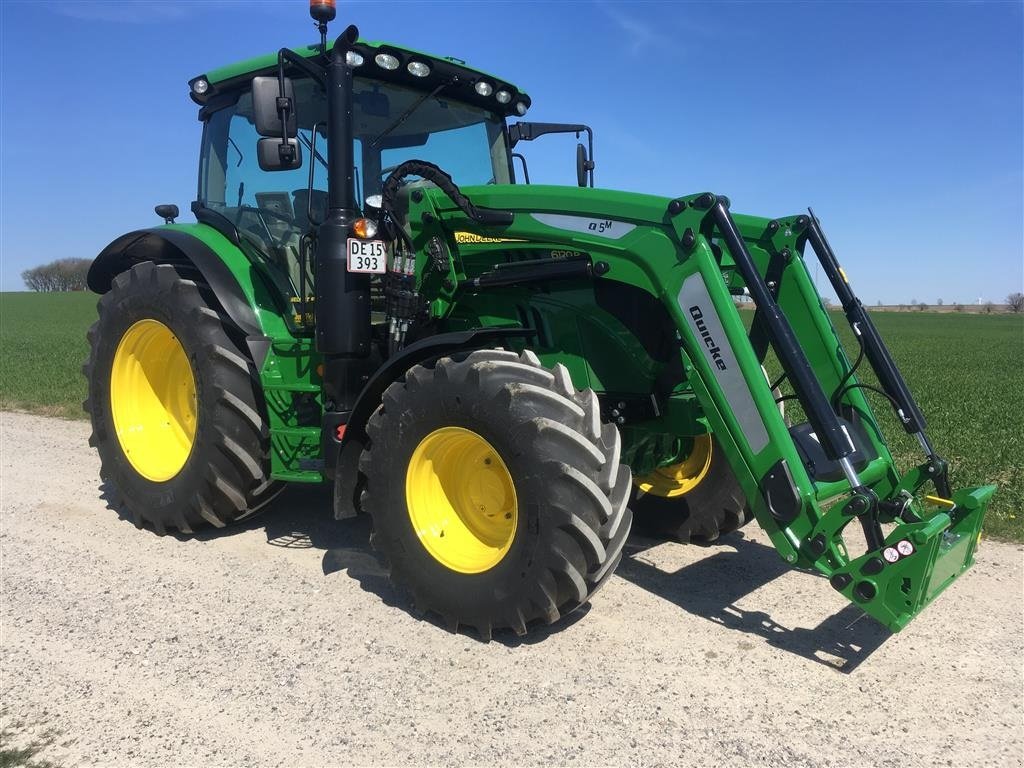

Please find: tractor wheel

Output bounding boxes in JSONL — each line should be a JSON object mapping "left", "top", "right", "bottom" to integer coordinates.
{"left": 630, "top": 434, "right": 751, "bottom": 543}
{"left": 83, "top": 261, "right": 279, "bottom": 534}
{"left": 359, "top": 348, "right": 632, "bottom": 640}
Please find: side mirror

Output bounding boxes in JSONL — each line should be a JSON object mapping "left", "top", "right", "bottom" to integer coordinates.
{"left": 252, "top": 76, "right": 297, "bottom": 138}
{"left": 257, "top": 138, "right": 302, "bottom": 171}
{"left": 576, "top": 143, "right": 594, "bottom": 188}
{"left": 154, "top": 204, "right": 179, "bottom": 224}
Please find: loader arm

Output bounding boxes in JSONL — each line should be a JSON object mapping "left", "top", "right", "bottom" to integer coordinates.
{"left": 662, "top": 193, "right": 992, "bottom": 631}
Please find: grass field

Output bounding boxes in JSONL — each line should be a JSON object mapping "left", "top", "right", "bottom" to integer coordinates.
{"left": 1, "top": 291, "right": 1021, "bottom": 540}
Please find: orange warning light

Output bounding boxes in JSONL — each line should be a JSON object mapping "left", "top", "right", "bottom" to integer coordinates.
{"left": 310, "top": 0, "right": 336, "bottom": 24}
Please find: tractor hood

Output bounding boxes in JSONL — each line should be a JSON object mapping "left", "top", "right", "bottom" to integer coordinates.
{"left": 425, "top": 184, "right": 675, "bottom": 228}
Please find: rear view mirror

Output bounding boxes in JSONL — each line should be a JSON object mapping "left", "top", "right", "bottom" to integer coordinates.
{"left": 576, "top": 143, "right": 594, "bottom": 188}
{"left": 257, "top": 138, "right": 302, "bottom": 172}
{"left": 252, "top": 76, "right": 297, "bottom": 138}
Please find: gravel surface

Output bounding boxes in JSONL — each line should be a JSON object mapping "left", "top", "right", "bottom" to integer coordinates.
{"left": 1, "top": 410, "right": 1021, "bottom": 767}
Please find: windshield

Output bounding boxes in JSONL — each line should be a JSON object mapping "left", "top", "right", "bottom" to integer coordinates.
{"left": 354, "top": 78, "right": 511, "bottom": 191}
{"left": 199, "top": 76, "right": 510, "bottom": 221}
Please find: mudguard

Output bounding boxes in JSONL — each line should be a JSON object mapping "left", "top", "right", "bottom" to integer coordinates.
{"left": 88, "top": 227, "right": 261, "bottom": 339}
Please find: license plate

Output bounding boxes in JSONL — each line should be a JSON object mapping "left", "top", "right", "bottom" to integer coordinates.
{"left": 346, "top": 238, "right": 387, "bottom": 274}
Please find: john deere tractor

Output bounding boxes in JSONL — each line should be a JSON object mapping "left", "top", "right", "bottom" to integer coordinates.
{"left": 84, "top": 0, "right": 994, "bottom": 640}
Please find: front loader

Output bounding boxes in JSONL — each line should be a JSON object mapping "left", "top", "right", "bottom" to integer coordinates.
{"left": 83, "top": 0, "right": 994, "bottom": 640}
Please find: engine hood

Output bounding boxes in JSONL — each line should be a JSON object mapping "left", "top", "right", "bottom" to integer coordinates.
{"left": 424, "top": 184, "right": 675, "bottom": 228}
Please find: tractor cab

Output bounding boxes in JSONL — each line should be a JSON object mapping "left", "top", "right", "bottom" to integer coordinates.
{"left": 191, "top": 38, "right": 529, "bottom": 323}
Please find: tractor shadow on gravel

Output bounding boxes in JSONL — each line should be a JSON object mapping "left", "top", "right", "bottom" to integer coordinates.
{"left": 104, "top": 483, "right": 888, "bottom": 657}
{"left": 249, "top": 484, "right": 590, "bottom": 645}
{"left": 618, "top": 532, "right": 892, "bottom": 673}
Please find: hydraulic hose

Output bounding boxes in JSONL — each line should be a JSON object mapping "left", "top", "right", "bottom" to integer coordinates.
{"left": 380, "top": 160, "right": 514, "bottom": 226}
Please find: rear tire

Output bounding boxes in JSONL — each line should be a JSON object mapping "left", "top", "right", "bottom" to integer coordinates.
{"left": 83, "top": 261, "right": 279, "bottom": 534}
{"left": 359, "top": 348, "right": 633, "bottom": 640}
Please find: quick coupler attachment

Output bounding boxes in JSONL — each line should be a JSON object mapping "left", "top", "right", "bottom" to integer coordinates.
{"left": 823, "top": 485, "right": 994, "bottom": 632}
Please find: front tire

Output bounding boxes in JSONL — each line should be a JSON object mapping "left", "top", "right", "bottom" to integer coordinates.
{"left": 631, "top": 435, "right": 751, "bottom": 543}
{"left": 83, "top": 261, "right": 278, "bottom": 534}
{"left": 359, "top": 349, "right": 632, "bottom": 640}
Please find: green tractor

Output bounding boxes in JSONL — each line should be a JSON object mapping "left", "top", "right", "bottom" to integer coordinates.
{"left": 84, "top": 0, "right": 994, "bottom": 640}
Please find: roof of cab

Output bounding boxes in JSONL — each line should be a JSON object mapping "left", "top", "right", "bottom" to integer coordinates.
{"left": 190, "top": 38, "right": 530, "bottom": 118}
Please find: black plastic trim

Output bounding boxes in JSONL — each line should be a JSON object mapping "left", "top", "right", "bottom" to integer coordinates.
{"left": 760, "top": 458, "right": 801, "bottom": 523}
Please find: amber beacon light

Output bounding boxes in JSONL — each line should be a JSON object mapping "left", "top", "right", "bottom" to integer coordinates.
{"left": 310, "top": 0, "right": 336, "bottom": 24}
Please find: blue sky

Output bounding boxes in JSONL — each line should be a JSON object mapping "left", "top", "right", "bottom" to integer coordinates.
{"left": 1, "top": 0, "right": 1021, "bottom": 304}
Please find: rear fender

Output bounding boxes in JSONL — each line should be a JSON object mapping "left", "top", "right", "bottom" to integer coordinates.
{"left": 88, "top": 227, "right": 262, "bottom": 340}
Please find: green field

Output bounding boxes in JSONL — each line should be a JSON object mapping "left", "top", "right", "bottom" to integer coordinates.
{"left": 1, "top": 291, "right": 1021, "bottom": 540}
{"left": 0, "top": 292, "right": 97, "bottom": 418}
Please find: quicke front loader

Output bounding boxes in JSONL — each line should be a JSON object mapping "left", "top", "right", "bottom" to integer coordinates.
{"left": 84, "top": 1, "right": 994, "bottom": 640}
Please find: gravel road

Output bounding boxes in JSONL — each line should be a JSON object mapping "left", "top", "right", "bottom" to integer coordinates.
{"left": 1, "top": 410, "right": 1021, "bottom": 767}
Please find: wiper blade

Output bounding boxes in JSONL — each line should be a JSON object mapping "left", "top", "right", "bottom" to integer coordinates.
{"left": 370, "top": 82, "right": 447, "bottom": 149}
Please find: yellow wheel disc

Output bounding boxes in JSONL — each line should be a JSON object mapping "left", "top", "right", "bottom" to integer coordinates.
{"left": 110, "top": 319, "right": 197, "bottom": 482}
{"left": 405, "top": 427, "right": 518, "bottom": 574}
{"left": 635, "top": 433, "right": 713, "bottom": 498}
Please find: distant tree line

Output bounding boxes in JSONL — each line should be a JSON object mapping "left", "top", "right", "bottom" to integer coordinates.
{"left": 871, "top": 293, "right": 1023, "bottom": 314}
{"left": 21, "top": 258, "right": 91, "bottom": 292}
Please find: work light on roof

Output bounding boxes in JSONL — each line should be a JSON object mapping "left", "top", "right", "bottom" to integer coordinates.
{"left": 474, "top": 81, "right": 493, "bottom": 97}
{"left": 346, "top": 50, "right": 364, "bottom": 67}
{"left": 375, "top": 53, "right": 400, "bottom": 70}
{"left": 495, "top": 90, "right": 512, "bottom": 105}
{"left": 407, "top": 61, "right": 430, "bottom": 78}
{"left": 192, "top": 78, "right": 209, "bottom": 96}
{"left": 515, "top": 101, "right": 528, "bottom": 116}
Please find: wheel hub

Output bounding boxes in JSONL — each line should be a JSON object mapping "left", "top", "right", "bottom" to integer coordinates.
{"left": 635, "top": 433, "right": 713, "bottom": 498}
{"left": 110, "top": 319, "right": 197, "bottom": 482}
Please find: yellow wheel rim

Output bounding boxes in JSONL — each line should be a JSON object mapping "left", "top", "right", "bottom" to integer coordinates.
{"left": 635, "top": 434, "right": 713, "bottom": 498}
{"left": 110, "top": 319, "right": 197, "bottom": 482}
{"left": 405, "top": 427, "right": 518, "bottom": 574}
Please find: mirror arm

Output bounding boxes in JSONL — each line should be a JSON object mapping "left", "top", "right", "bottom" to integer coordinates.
{"left": 508, "top": 122, "right": 591, "bottom": 147}
{"left": 276, "top": 48, "right": 327, "bottom": 88}
{"left": 274, "top": 49, "right": 327, "bottom": 164}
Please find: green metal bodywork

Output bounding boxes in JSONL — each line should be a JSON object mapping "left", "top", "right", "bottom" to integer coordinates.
{"left": 101, "top": 37, "right": 993, "bottom": 634}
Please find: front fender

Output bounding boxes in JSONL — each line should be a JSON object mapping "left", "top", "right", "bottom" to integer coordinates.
{"left": 328, "top": 327, "right": 536, "bottom": 518}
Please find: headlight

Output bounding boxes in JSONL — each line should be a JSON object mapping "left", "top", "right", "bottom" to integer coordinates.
{"left": 345, "top": 51, "right": 364, "bottom": 67}
{"left": 474, "top": 81, "right": 493, "bottom": 96}
{"left": 495, "top": 90, "right": 512, "bottom": 104}
{"left": 515, "top": 101, "right": 528, "bottom": 116}
{"left": 407, "top": 61, "right": 430, "bottom": 78}
{"left": 374, "top": 53, "right": 400, "bottom": 71}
